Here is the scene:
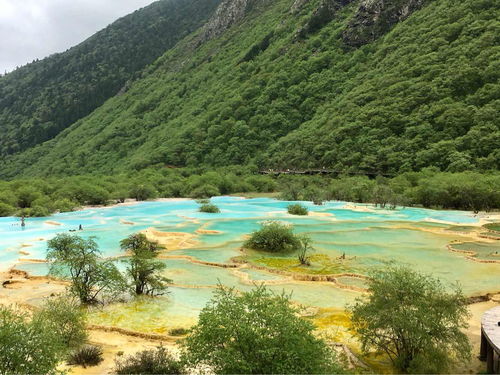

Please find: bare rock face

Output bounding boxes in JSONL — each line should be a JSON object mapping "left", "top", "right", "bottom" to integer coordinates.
{"left": 343, "top": 0, "right": 427, "bottom": 47}
{"left": 290, "top": 0, "right": 311, "bottom": 14}
{"left": 196, "top": 0, "right": 269, "bottom": 44}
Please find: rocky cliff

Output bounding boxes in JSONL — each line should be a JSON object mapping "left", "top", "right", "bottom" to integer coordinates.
{"left": 343, "top": 0, "right": 427, "bottom": 46}
{"left": 197, "top": 0, "right": 270, "bottom": 44}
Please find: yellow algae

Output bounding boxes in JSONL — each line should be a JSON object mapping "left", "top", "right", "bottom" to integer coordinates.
{"left": 142, "top": 228, "right": 198, "bottom": 250}
{"left": 252, "top": 253, "right": 356, "bottom": 275}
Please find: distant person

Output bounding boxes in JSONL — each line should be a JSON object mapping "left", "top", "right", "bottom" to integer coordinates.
{"left": 79, "top": 224, "right": 83, "bottom": 231}
{"left": 21, "top": 216, "right": 25, "bottom": 228}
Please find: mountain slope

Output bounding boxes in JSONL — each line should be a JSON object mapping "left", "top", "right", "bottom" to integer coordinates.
{"left": 1, "top": 0, "right": 498, "bottom": 178}
{"left": 0, "top": 0, "right": 221, "bottom": 156}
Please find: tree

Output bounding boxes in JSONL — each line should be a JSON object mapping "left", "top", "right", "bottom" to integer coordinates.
{"left": 120, "top": 233, "right": 171, "bottom": 296}
{"left": 349, "top": 267, "right": 471, "bottom": 374}
{"left": 47, "top": 234, "right": 126, "bottom": 304}
{"left": 0, "top": 305, "right": 64, "bottom": 375}
{"left": 182, "top": 285, "right": 344, "bottom": 374}
{"left": 297, "top": 235, "right": 314, "bottom": 266}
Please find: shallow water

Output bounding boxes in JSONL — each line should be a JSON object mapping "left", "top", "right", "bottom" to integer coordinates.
{"left": 2, "top": 197, "right": 499, "bottom": 332}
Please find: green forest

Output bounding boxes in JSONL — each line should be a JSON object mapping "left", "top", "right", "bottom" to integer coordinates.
{"left": 0, "top": 0, "right": 220, "bottom": 156}
{"left": 0, "top": 0, "right": 497, "bottom": 179}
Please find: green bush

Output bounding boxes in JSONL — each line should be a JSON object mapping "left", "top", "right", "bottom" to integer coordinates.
{"left": 115, "top": 346, "right": 183, "bottom": 374}
{"left": 244, "top": 221, "right": 301, "bottom": 252}
{"left": 34, "top": 296, "right": 87, "bottom": 351}
{"left": 130, "top": 184, "right": 157, "bottom": 201}
{"left": 67, "top": 345, "right": 104, "bottom": 368}
{"left": 199, "top": 203, "right": 220, "bottom": 213}
{"left": 169, "top": 327, "right": 189, "bottom": 336}
{"left": 189, "top": 184, "right": 220, "bottom": 199}
{"left": 287, "top": 203, "right": 308, "bottom": 216}
{"left": 0, "top": 305, "right": 64, "bottom": 375}
{"left": 350, "top": 267, "right": 471, "bottom": 374}
{"left": 182, "top": 285, "right": 344, "bottom": 374}
{"left": 0, "top": 202, "right": 15, "bottom": 216}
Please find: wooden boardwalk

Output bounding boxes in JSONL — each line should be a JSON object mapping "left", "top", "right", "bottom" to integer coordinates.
{"left": 259, "top": 169, "right": 393, "bottom": 177}
{"left": 480, "top": 306, "right": 500, "bottom": 373}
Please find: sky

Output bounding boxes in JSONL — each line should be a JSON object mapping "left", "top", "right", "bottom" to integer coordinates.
{"left": 0, "top": 0, "right": 157, "bottom": 73}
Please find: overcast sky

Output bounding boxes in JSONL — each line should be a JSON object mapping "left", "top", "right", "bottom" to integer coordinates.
{"left": 0, "top": 0, "right": 157, "bottom": 73}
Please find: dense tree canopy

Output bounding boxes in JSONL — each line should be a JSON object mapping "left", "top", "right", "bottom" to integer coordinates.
{"left": 0, "top": 0, "right": 220, "bottom": 156}
{"left": 0, "top": 0, "right": 497, "bottom": 178}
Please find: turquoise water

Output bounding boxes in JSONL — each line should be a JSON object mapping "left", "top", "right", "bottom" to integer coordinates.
{"left": 2, "top": 197, "right": 498, "bottom": 332}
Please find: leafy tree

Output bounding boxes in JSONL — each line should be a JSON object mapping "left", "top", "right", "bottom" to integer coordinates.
{"left": 120, "top": 233, "right": 171, "bottom": 296}
{"left": 349, "top": 267, "right": 471, "bottom": 374}
{"left": 47, "top": 234, "right": 126, "bottom": 304}
{"left": 182, "top": 285, "right": 344, "bottom": 374}
{"left": 243, "top": 221, "right": 302, "bottom": 252}
{"left": 0, "top": 305, "right": 64, "bottom": 375}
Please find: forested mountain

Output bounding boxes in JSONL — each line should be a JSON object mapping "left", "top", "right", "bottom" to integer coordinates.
{"left": 0, "top": 0, "right": 221, "bottom": 156}
{"left": 0, "top": 0, "right": 498, "bottom": 178}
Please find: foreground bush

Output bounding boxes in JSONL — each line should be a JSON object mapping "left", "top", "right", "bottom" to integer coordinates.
{"left": 199, "top": 203, "right": 220, "bottom": 213}
{"left": 67, "top": 345, "right": 104, "bottom": 368}
{"left": 244, "top": 221, "right": 301, "bottom": 252}
{"left": 0, "top": 305, "right": 64, "bottom": 375}
{"left": 287, "top": 203, "right": 308, "bottom": 215}
{"left": 34, "top": 295, "right": 87, "bottom": 351}
{"left": 182, "top": 285, "right": 344, "bottom": 374}
{"left": 349, "top": 267, "right": 471, "bottom": 373}
{"left": 115, "top": 346, "right": 183, "bottom": 374}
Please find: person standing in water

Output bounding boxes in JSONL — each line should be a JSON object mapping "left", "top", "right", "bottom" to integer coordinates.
{"left": 79, "top": 224, "right": 83, "bottom": 231}
{"left": 21, "top": 216, "right": 25, "bottom": 228}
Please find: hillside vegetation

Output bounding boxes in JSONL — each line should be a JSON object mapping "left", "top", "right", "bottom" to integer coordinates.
{"left": 0, "top": 0, "right": 221, "bottom": 156}
{"left": 0, "top": 0, "right": 497, "bottom": 178}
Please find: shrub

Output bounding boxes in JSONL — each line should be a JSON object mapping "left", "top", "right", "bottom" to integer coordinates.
{"left": 67, "top": 345, "right": 104, "bottom": 368}
{"left": 34, "top": 295, "right": 87, "bottom": 351}
{"left": 243, "top": 221, "right": 302, "bottom": 252}
{"left": 189, "top": 184, "right": 220, "bottom": 199}
{"left": 182, "top": 285, "right": 344, "bottom": 374}
{"left": 287, "top": 203, "right": 308, "bottom": 215}
{"left": 115, "top": 346, "right": 183, "bottom": 374}
{"left": 199, "top": 203, "right": 220, "bottom": 213}
{"left": 0, "top": 305, "right": 64, "bottom": 375}
{"left": 169, "top": 327, "right": 189, "bottom": 336}
{"left": 349, "top": 267, "right": 471, "bottom": 373}
{"left": 130, "top": 184, "right": 156, "bottom": 201}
